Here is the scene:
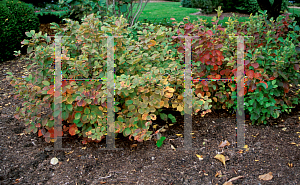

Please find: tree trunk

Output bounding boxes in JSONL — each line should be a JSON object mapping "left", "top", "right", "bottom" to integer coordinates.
{"left": 256, "top": 0, "right": 283, "bottom": 21}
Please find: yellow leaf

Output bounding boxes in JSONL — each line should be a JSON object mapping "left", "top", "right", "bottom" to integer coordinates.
{"left": 177, "top": 105, "right": 183, "bottom": 112}
{"left": 258, "top": 172, "right": 273, "bottom": 181}
{"left": 150, "top": 114, "right": 156, "bottom": 120}
{"left": 142, "top": 113, "right": 148, "bottom": 120}
{"left": 214, "top": 154, "right": 226, "bottom": 166}
{"left": 178, "top": 95, "right": 183, "bottom": 100}
{"left": 172, "top": 103, "right": 178, "bottom": 108}
{"left": 176, "top": 134, "right": 183, "bottom": 137}
{"left": 148, "top": 40, "right": 156, "bottom": 48}
{"left": 206, "top": 92, "right": 211, "bottom": 97}
{"left": 196, "top": 154, "right": 203, "bottom": 160}
{"left": 213, "top": 97, "right": 218, "bottom": 102}
{"left": 153, "top": 124, "right": 158, "bottom": 129}
{"left": 159, "top": 101, "right": 164, "bottom": 107}
{"left": 167, "top": 87, "right": 175, "bottom": 93}
{"left": 164, "top": 92, "right": 173, "bottom": 98}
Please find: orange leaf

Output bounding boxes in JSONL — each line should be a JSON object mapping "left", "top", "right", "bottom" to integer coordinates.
{"left": 38, "top": 129, "right": 43, "bottom": 137}
{"left": 47, "top": 87, "right": 54, "bottom": 95}
{"left": 69, "top": 124, "right": 78, "bottom": 136}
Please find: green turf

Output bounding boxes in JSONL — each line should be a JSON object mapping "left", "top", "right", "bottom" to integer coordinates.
{"left": 130, "top": 2, "right": 300, "bottom": 26}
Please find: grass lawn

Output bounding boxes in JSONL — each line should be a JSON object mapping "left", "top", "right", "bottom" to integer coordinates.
{"left": 130, "top": 2, "right": 300, "bottom": 27}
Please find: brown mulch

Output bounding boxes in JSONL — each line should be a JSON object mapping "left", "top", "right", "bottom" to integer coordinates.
{"left": 0, "top": 23, "right": 300, "bottom": 185}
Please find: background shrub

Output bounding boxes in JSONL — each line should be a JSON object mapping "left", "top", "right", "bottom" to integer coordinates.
{"left": 2, "top": 0, "right": 40, "bottom": 55}
{"left": 20, "top": 0, "right": 60, "bottom": 8}
{"left": 181, "top": 0, "right": 192, "bottom": 8}
{"left": 191, "top": 0, "right": 221, "bottom": 14}
{"left": 0, "top": 2, "right": 18, "bottom": 62}
{"left": 220, "top": 0, "right": 289, "bottom": 14}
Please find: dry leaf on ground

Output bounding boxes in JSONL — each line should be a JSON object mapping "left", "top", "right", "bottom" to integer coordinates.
{"left": 218, "top": 140, "right": 230, "bottom": 148}
{"left": 259, "top": 172, "right": 273, "bottom": 181}
{"left": 214, "top": 154, "right": 226, "bottom": 166}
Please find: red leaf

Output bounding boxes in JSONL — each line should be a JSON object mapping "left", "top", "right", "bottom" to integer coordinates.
{"left": 216, "top": 50, "right": 222, "bottom": 56}
{"left": 220, "top": 70, "right": 226, "bottom": 75}
{"left": 61, "top": 80, "right": 67, "bottom": 87}
{"left": 203, "top": 86, "right": 209, "bottom": 91}
{"left": 213, "top": 65, "right": 218, "bottom": 70}
{"left": 254, "top": 72, "right": 261, "bottom": 79}
{"left": 201, "top": 80, "right": 208, "bottom": 86}
{"left": 69, "top": 124, "right": 78, "bottom": 136}
{"left": 47, "top": 87, "right": 54, "bottom": 95}
{"left": 283, "top": 82, "right": 289, "bottom": 93}
{"left": 257, "top": 43, "right": 264, "bottom": 48}
{"left": 206, "top": 30, "right": 213, "bottom": 36}
{"left": 217, "top": 60, "right": 222, "bottom": 66}
{"left": 177, "top": 46, "right": 184, "bottom": 53}
{"left": 244, "top": 60, "right": 250, "bottom": 66}
{"left": 294, "top": 64, "right": 299, "bottom": 71}
{"left": 246, "top": 70, "right": 254, "bottom": 79}
{"left": 36, "top": 123, "right": 41, "bottom": 128}
{"left": 270, "top": 77, "right": 275, "bottom": 80}
{"left": 215, "top": 74, "right": 221, "bottom": 79}
{"left": 38, "top": 130, "right": 43, "bottom": 137}
{"left": 251, "top": 63, "right": 259, "bottom": 69}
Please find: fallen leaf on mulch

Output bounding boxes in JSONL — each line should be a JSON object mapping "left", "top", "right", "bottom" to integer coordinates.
{"left": 223, "top": 181, "right": 232, "bottom": 185}
{"left": 214, "top": 154, "right": 226, "bottom": 166}
{"left": 196, "top": 154, "right": 203, "bottom": 161}
{"left": 218, "top": 140, "right": 230, "bottom": 148}
{"left": 215, "top": 170, "right": 222, "bottom": 177}
{"left": 227, "top": 175, "right": 244, "bottom": 182}
{"left": 259, "top": 172, "right": 273, "bottom": 181}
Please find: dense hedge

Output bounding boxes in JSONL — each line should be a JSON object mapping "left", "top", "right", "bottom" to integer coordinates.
{"left": 0, "top": 0, "right": 40, "bottom": 62}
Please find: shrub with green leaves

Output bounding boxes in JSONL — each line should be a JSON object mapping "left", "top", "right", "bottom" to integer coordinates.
{"left": 191, "top": 0, "right": 221, "bottom": 14}
{"left": 220, "top": 0, "right": 289, "bottom": 14}
{"left": 181, "top": 0, "right": 192, "bottom": 8}
{"left": 0, "top": 3, "right": 19, "bottom": 62}
{"left": 0, "top": 0, "right": 39, "bottom": 62}
{"left": 6, "top": 14, "right": 212, "bottom": 144}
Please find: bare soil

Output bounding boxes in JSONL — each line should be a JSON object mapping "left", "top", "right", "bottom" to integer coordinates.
{"left": 0, "top": 23, "right": 300, "bottom": 185}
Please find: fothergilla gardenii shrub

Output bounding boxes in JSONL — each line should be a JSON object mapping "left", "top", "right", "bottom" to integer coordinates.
{"left": 6, "top": 14, "right": 212, "bottom": 144}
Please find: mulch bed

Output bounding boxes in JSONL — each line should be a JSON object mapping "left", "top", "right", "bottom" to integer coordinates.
{"left": 0, "top": 23, "right": 300, "bottom": 185}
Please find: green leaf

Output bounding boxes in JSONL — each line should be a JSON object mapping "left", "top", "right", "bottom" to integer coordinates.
{"left": 84, "top": 107, "right": 90, "bottom": 114}
{"left": 168, "top": 114, "right": 176, "bottom": 123}
{"left": 42, "top": 81, "right": 50, "bottom": 86}
{"left": 76, "top": 122, "right": 83, "bottom": 127}
{"left": 125, "top": 100, "right": 133, "bottom": 106}
{"left": 6, "top": 72, "right": 13, "bottom": 76}
{"left": 128, "top": 104, "right": 135, "bottom": 111}
{"left": 25, "top": 31, "right": 32, "bottom": 37}
{"left": 75, "top": 112, "right": 81, "bottom": 120}
{"left": 62, "top": 111, "right": 69, "bottom": 120}
{"left": 53, "top": 109, "right": 61, "bottom": 117}
{"left": 123, "top": 128, "right": 131, "bottom": 136}
{"left": 120, "top": 4, "right": 127, "bottom": 13}
{"left": 73, "top": 119, "right": 80, "bottom": 124}
{"left": 27, "top": 46, "right": 33, "bottom": 53}
{"left": 160, "top": 113, "right": 167, "bottom": 121}
{"left": 66, "top": 104, "right": 73, "bottom": 111}
{"left": 156, "top": 136, "right": 166, "bottom": 148}
{"left": 278, "top": 37, "right": 284, "bottom": 42}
